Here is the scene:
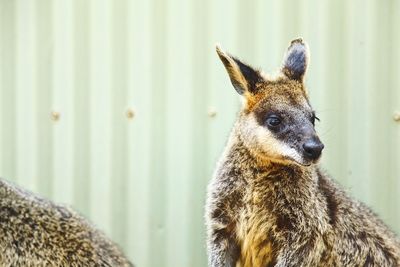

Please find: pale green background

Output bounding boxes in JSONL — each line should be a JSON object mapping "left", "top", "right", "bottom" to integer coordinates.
{"left": 0, "top": 0, "right": 399, "bottom": 266}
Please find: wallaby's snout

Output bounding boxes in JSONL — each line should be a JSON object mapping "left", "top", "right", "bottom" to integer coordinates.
{"left": 302, "top": 136, "right": 324, "bottom": 161}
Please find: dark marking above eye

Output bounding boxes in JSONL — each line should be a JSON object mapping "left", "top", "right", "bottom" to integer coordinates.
{"left": 253, "top": 107, "right": 280, "bottom": 126}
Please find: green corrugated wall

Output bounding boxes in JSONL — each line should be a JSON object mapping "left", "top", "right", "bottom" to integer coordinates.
{"left": 0, "top": 0, "right": 399, "bottom": 266}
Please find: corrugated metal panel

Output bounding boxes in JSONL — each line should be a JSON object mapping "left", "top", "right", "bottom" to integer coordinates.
{"left": 0, "top": 0, "right": 399, "bottom": 266}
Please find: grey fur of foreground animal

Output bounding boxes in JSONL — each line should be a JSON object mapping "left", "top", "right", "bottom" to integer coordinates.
{"left": 205, "top": 38, "right": 400, "bottom": 266}
{"left": 0, "top": 178, "right": 132, "bottom": 266}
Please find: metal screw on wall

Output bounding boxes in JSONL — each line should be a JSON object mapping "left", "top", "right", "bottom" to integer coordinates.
{"left": 394, "top": 111, "right": 400, "bottom": 123}
{"left": 126, "top": 108, "right": 135, "bottom": 120}
{"left": 50, "top": 111, "right": 60, "bottom": 122}
{"left": 208, "top": 107, "right": 217, "bottom": 118}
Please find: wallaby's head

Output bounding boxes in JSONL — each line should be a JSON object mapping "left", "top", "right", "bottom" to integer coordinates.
{"left": 217, "top": 38, "right": 324, "bottom": 166}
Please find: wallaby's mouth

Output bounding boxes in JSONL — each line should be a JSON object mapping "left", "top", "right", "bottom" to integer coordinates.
{"left": 279, "top": 153, "right": 321, "bottom": 167}
{"left": 287, "top": 148, "right": 323, "bottom": 167}
{"left": 299, "top": 160, "right": 316, "bottom": 167}
{"left": 298, "top": 154, "right": 323, "bottom": 167}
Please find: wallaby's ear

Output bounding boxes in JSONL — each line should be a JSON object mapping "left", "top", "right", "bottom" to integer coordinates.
{"left": 282, "top": 38, "right": 309, "bottom": 81}
{"left": 216, "top": 45, "right": 263, "bottom": 95}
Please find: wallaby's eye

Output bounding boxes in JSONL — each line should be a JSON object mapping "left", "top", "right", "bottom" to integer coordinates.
{"left": 266, "top": 115, "right": 282, "bottom": 128}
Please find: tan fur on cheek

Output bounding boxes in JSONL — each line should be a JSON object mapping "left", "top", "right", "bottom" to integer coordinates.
{"left": 240, "top": 115, "right": 302, "bottom": 163}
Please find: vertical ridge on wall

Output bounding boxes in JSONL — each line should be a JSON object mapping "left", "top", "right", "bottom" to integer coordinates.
{"left": 0, "top": 0, "right": 17, "bottom": 180}
{"left": 298, "top": 0, "right": 325, "bottom": 109}
{"left": 52, "top": 0, "right": 74, "bottom": 205}
{"left": 255, "top": 0, "right": 284, "bottom": 70}
{"left": 15, "top": 0, "right": 38, "bottom": 192}
{"left": 88, "top": 0, "right": 113, "bottom": 234}
{"left": 389, "top": 0, "right": 400, "bottom": 229}
{"left": 126, "top": 0, "right": 153, "bottom": 265}
{"left": 364, "top": 0, "right": 377, "bottom": 203}
{"left": 148, "top": 0, "right": 168, "bottom": 265}
{"left": 281, "top": 0, "right": 301, "bottom": 46}
{"left": 72, "top": 0, "right": 91, "bottom": 216}
{"left": 370, "top": 0, "right": 394, "bottom": 224}
{"left": 190, "top": 0, "right": 209, "bottom": 265}
{"left": 367, "top": 0, "right": 389, "bottom": 220}
{"left": 110, "top": 0, "right": 129, "bottom": 249}
{"left": 36, "top": 0, "right": 53, "bottom": 199}
{"left": 207, "top": 0, "right": 239, "bottom": 174}
{"left": 345, "top": 0, "right": 371, "bottom": 202}
{"left": 322, "top": 0, "right": 349, "bottom": 186}
{"left": 164, "top": 0, "right": 192, "bottom": 265}
{"left": 0, "top": 7, "right": 2, "bottom": 171}
{"left": 236, "top": 0, "right": 256, "bottom": 62}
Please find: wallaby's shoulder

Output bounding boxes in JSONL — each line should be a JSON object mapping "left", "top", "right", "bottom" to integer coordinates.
{"left": 311, "top": 170, "right": 400, "bottom": 265}
{"left": 0, "top": 177, "right": 133, "bottom": 266}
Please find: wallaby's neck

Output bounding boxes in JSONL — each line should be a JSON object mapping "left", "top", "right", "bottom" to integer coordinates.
{"left": 215, "top": 126, "right": 325, "bottom": 225}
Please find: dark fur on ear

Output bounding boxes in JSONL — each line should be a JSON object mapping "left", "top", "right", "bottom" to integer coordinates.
{"left": 230, "top": 57, "right": 262, "bottom": 94}
{"left": 282, "top": 38, "right": 309, "bottom": 81}
{"left": 216, "top": 45, "right": 263, "bottom": 95}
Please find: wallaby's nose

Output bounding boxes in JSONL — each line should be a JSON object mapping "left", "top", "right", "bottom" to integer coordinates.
{"left": 302, "top": 139, "right": 324, "bottom": 160}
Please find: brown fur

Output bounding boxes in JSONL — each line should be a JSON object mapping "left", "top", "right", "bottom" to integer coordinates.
{"left": 0, "top": 178, "right": 133, "bottom": 266}
{"left": 206, "top": 39, "right": 400, "bottom": 267}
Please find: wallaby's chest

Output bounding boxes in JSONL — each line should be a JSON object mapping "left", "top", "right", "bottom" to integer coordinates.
{"left": 235, "top": 208, "right": 276, "bottom": 267}
{"left": 234, "top": 183, "right": 278, "bottom": 267}
{"left": 231, "top": 174, "right": 326, "bottom": 267}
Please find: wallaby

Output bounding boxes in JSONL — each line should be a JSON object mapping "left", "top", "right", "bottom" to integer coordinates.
{"left": 205, "top": 38, "right": 400, "bottom": 266}
{"left": 0, "top": 177, "right": 132, "bottom": 266}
